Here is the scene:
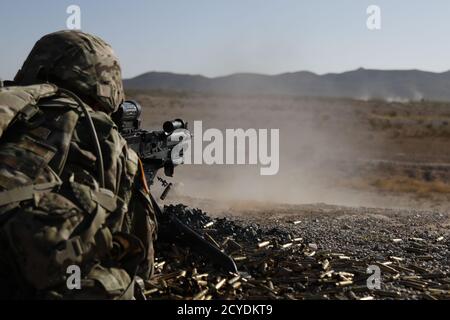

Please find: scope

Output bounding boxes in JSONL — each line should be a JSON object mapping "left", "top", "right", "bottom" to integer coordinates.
{"left": 113, "top": 100, "right": 142, "bottom": 132}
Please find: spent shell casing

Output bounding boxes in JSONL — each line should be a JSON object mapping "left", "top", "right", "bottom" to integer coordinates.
{"left": 258, "top": 241, "right": 271, "bottom": 248}
{"left": 228, "top": 275, "right": 241, "bottom": 285}
{"left": 204, "top": 221, "right": 214, "bottom": 228}
{"left": 215, "top": 278, "right": 227, "bottom": 291}
{"left": 193, "top": 289, "right": 209, "bottom": 300}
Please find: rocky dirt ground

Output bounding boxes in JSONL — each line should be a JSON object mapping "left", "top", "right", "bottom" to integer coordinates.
{"left": 127, "top": 90, "right": 450, "bottom": 300}
{"left": 144, "top": 204, "right": 449, "bottom": 300}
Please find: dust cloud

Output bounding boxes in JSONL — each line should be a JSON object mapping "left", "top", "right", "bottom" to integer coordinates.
{"left": 133, "top": 91, "right": 395, "bottom": 212}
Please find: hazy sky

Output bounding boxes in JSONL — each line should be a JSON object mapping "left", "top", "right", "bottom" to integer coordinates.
{"left": 1, "top": 0, "right": 450, "bottom": 79}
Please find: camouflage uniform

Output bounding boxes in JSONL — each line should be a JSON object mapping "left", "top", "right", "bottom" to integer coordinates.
{"left": 0, "top": 31, "right": 156, "bottom": 299}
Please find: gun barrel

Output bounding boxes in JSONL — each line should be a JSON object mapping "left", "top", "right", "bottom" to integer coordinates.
{"left": 163, "top": 119, "right": 185, "bottom": 134}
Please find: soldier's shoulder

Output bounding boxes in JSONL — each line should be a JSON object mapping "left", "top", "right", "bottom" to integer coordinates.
{"left": 0, "top": 83, "right": 58, "bottom": 105}
{"left": 37, "top": 95, "right": 79, "bottom": 109}
{"left": 89, "top": 110, "right": 132, "bottom": 159}
{"left": 0, "top": 84, "right": 60, "bottom": 137}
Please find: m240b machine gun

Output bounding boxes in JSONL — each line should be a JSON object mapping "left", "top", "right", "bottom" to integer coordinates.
{"left": 113, "top": 100, "right": 238, "bottom": 273}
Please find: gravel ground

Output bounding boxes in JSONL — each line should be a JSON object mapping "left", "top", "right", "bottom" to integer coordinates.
{"left": 237, "top": 204, "right": 450, "bottom": 273}
{"left": 145, "top": 203, "right": 450, "bottom": 300}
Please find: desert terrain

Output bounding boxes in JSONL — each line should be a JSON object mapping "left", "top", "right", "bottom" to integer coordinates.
{"left": 126, "top": 90, "right": 450, "bottom": 299}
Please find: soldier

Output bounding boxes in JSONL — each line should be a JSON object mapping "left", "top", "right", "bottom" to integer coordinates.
{"left": 0, "top": 30, "right": 156, "bottom": 299}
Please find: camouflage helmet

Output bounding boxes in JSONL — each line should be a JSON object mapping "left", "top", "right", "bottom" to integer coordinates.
{"left": 14, "top": 30, "right": 124, "bottom": 113}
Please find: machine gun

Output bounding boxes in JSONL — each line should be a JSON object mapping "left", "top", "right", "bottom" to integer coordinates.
{"left": 113, "top": 100, "right": 238, "bottom": 273}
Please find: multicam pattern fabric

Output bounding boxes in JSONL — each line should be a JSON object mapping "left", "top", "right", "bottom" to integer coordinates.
{"left": 0, "top": 84, "right": 58, "bottom": 137}
{"left": 14, "top": 30, "right": 124, "bottom": 114}
{"left": 0, "top": 31, "right": 155, "bottom": 299}
{"left": 0, "top": 85, "right": 155, "bottom": 299}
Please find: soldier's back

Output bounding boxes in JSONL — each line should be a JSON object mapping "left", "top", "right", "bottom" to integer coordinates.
{"left": 0, "top": 84, "right": 150, "bottom": 299}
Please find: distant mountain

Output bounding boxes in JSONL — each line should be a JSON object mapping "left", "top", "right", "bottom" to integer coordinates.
{"left": 124, "top": 68, "right": 450, "bottom": 101}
